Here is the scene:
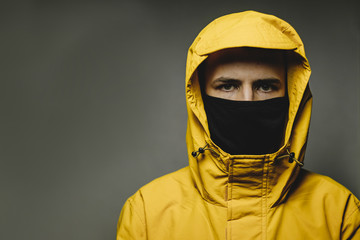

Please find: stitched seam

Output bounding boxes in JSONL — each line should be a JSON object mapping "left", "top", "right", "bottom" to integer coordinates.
{"left": 345, "top": 205, "right": 360, "bottom": 223}
{"left": 128, "top": 198, "right": 146, "bottom": 226}
{"left": 281, "top": 25, "right": 291, "bottom": 33}
{"left": 265, "top": 160, "right": 269, "bottom": 240}
{"left": 230, "top": 159, "right": 233, "bottom": 239}
{"left": 261, "top": 159, "right": 269, "bottom": 240}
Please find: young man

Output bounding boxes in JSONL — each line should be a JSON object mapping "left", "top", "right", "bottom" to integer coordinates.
{"left": 117, "top": 11, "right": 360, "bottom": 239}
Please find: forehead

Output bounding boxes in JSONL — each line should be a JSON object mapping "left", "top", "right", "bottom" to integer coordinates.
{"left": 205, "top": 47, "right": 285, "bottom": 68}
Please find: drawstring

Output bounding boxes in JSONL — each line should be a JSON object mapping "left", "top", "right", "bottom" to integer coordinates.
{"left": 192, "top": 144, "right": 303, "bottom": 167}
{"left": 191, "top": 143, "right": 220, "bottom": 158}
{"left": 276, "top": 148, "right": 304, "bottom": 167}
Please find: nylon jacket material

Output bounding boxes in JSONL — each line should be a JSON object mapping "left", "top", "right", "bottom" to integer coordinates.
{"left": 117, "top": 11, "right": 360, "bottom": 240}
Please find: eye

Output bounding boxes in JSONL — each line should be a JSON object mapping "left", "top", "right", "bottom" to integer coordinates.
{"left": 258, "top": 83, "right": 272, "bottom": 92}
{"left": 217, "top": 84, "right": 238, "bottom": 92}
{"left": 254, "top": 81, "right": 279, "bottom": 93}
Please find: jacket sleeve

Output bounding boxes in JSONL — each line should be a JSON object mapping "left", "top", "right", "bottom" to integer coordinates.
{"left": 341, "top": 194, "right": 360, "bottom": 239}
{"left": 117, "top": 192, "right": 147, "bottom": 240}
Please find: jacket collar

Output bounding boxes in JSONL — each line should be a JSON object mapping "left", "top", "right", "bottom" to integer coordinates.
{"left": 188, "top": 135, "right": 304, "bottom": 207}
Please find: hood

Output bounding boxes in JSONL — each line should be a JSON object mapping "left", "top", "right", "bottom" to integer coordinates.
{"left": 185, "top": 11, "right": 312, "bottom": 207}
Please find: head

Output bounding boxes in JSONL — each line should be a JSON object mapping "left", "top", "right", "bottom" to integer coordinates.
{"left": 198, "top": 47, "right": 290, "bottom": 155}
{"left": 200, "top": 47, "right": 287, "bottom": 101}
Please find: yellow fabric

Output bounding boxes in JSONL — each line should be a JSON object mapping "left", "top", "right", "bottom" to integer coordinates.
{"left": 117, "top": 11, "right": 360, "bottom": 239}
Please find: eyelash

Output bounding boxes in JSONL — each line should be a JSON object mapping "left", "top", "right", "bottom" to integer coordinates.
{"left": 254, "top": 82, "right": 279, "bottom": 92}
{"left": 216, "top": 84, "right": 239, "bottom": 91}
{"left": 216, "top": 82, "right": 279, "bottom": 92}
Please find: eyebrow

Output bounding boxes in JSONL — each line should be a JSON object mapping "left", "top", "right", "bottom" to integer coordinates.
{"left": 212, "top": 77, "right": 282, "bottom": 85}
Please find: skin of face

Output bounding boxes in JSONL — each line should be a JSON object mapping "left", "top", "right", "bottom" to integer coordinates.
{"left": 203, "top": 48, "right": 286, "bottom": 101}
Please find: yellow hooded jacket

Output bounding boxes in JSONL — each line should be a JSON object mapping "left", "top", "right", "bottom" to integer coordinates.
{"left": 117, "top": 11, "right": 360, "bottom": 239}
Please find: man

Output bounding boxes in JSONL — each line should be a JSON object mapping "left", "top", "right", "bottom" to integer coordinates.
{"left": 117, "top": 11, "right": 360, "bottom": 239}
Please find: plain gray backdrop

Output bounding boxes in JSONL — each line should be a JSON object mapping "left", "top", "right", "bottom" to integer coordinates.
{"left": 1, "top": 0, "right": 359, "bottom": 239}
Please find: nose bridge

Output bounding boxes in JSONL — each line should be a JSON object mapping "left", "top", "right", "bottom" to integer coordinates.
{"left": 241, "top": 83, "right": 254, "bottom": 101}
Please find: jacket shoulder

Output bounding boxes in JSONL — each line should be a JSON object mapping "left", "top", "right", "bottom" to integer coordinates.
{"left": 138, "top": 166, "right": 195, "bottom": 200}
{"left": 117, "top": 167, "right": 195, "bottom": 239}
{"left": 297, "top": 169, "right": 359, "bottom": 197}
{"left": 292, "top": 169, "right": 360, "bottom": 238}
{"left": 125, "top": 166, "right": 195, "bottom": 204}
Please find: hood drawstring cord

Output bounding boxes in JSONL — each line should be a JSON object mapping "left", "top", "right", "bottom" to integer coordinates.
{"left": 276, "top": 148, "right": 304, "bottom": 167}
{"left": 192, "top": 144, "right": 303, "bottom": 166}
{"left": 191, "top": 143, "right": 220, "bottom": 158}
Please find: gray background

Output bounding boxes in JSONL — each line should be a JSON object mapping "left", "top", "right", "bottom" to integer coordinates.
{"left": 1, "top": 0, "right": 359, "bottom": 239}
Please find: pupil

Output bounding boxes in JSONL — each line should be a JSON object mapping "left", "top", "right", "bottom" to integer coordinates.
{"left": 262, "top": 84, "right": 270, "bottom": 90}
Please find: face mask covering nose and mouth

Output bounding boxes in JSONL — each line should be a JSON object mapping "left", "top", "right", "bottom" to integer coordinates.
{"left": 202, "top": 94, "right": 289, "bottom": 155}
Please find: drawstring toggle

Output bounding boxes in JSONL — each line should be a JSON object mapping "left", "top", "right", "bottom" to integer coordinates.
{"left": 288, "top": 152, "right": 295, "bottom": 163}
{"left": 191, "top": 143, "right": 219, "bottom": 158}
{"left": 276, "top": 148, "right": 304, "bottom": 167}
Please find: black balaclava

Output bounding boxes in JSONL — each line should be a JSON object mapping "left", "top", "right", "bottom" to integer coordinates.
{"left": 202, "top": 93, "right": 289, "bottom": 155}
{"left": 198, "top": 48, "right": 289, "bottom": 155}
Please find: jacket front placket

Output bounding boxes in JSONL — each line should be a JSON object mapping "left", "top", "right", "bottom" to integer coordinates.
{"left": 225, "top": 154, "right": 273, "bottom": 240}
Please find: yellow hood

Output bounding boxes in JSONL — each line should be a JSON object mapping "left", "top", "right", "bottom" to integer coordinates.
{"left": 185, "top": 10, "right": 312, "bottom": 207}
{"left": 118, "top": 11, "right": 360, "bottom": 240}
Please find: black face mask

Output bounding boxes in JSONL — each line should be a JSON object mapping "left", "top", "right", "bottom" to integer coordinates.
{"left": 202, "top": 94, "right": 289, "bottom": 155}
